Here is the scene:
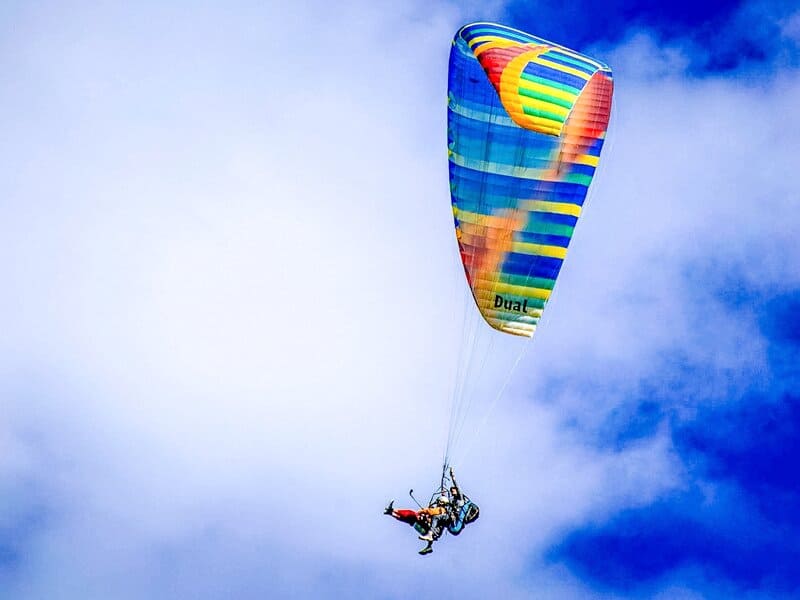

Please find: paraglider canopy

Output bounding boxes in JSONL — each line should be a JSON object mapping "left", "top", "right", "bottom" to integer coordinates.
{"left": 448, "top": 22, "right": 613, "bottom": 338}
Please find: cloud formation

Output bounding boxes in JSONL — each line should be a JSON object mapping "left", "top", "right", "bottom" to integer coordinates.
{"left": 530, "top": 4, "right": 800, "bottom": 597}
{"left": 1, "top": 1, "right": 799, "bottom": 598}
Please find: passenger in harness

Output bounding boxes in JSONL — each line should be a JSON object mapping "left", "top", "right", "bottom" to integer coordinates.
{"left": 417, "top": 496, "right": 450, "bottom": 555}
{"left": 383, "top": 500, "right": 445, "bottom": 555}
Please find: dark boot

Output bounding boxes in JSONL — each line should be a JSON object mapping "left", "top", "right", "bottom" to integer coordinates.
{"left": 383, "top": 500, "right": 394, "bottom": 515}
{"left": 418, "top": 544, "right": 433, "bottom": 555}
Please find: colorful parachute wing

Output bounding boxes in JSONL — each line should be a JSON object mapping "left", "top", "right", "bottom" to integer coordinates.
{"left": 448, "top": 22, "right": 613, "bottom": 337}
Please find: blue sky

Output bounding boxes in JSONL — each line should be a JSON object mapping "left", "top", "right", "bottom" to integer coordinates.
{"left": 2, "top": 1, "right": 800, "bottom": 598}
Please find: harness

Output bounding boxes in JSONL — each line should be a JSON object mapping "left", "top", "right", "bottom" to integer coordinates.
{"left": 447, "top": 499, "right": 480, "bottom": 535}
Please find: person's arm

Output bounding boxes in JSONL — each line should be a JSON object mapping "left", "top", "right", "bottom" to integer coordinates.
{"left": 449, "top": 467, "right": 461, "bottom": 494}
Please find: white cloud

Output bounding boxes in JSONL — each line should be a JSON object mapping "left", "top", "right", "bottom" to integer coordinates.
{"left": 2, "top": 1, "right": 799, "bottom": 598}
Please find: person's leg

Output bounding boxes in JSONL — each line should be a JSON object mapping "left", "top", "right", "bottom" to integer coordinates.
{"left": 392, "top": 509, "right": 418, "bottom": 525}
{"left": 419, "top": 515, "right": 441, "bottom": 541}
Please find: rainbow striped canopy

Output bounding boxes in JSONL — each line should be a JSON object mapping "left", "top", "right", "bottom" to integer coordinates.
{"left": 448, "top": 22, "right": 613, "bottom": 337}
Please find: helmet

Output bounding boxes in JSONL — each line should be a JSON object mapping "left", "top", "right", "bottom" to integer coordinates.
{"left": 437, "top": 495, "right": 450, "bottom": 505}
